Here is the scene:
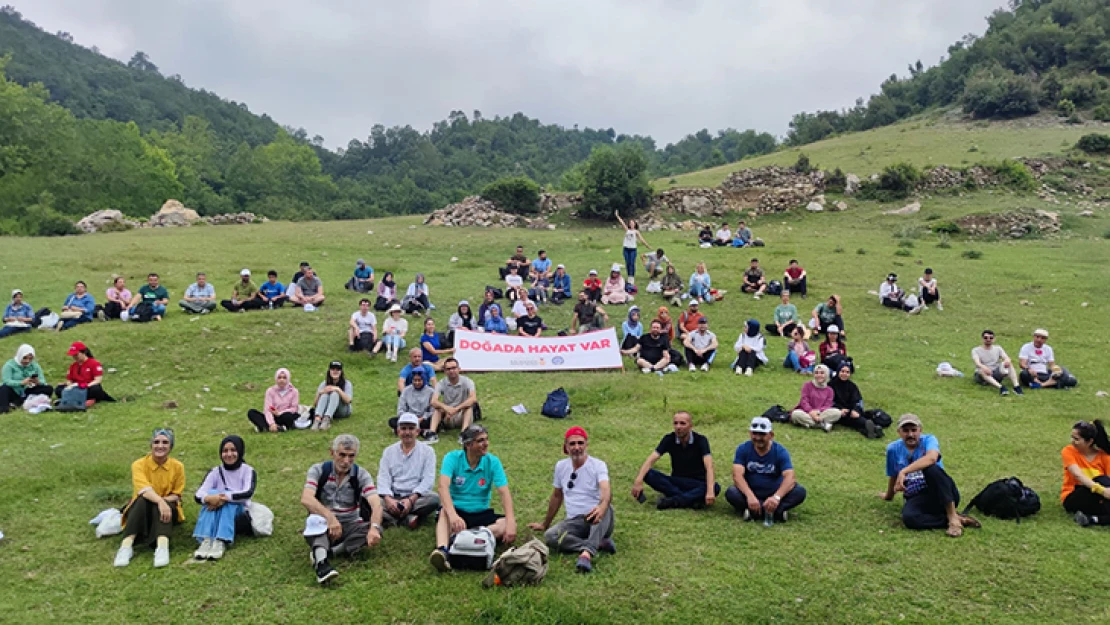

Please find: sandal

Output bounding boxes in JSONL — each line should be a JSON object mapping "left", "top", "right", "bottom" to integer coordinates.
{"left": 958, "top": 514, "right": 981, "bottom": 529}
{"left": 946, "top": 523, "right": 963, "bottom": 538}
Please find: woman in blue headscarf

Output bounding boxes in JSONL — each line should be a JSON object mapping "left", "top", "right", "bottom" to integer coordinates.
{"left": 483, "top": 303, "right": 509, "bottom": 334}
{"left": 621, "top": 306, "right": 643, "bottom": 351}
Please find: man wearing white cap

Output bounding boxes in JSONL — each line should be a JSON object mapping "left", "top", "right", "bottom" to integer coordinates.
{"left": 220, "top": 269, "right": 263, "bottom": 313}
{"left": 725, "top": 417, "right": 807, "bottom": 522}
{"left": 179, "top": 272, "right": 217, "bottom": 314}
{"left": 879, "top": 414, "right": 979, "bottom": 537}
{"left": 378, "top": 413, "right": 439, "bottom": 529}
{"left": 301, "top": 434, "right": 383, "bottom": 584}
{"left": 0, "top": 289, "right": 35, "bottom": 339}
{"left": 1018, "top": 328, "right": 1077, "bottom": 389}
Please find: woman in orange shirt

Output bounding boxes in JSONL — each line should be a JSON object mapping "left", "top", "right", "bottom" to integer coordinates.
{"left": 1061, "top": 420, "right": 1110, "bottom": 527}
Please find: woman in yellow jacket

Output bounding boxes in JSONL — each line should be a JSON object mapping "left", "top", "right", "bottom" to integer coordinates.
{"left": 113, "top": 429, "right": 185, "bottom": 568}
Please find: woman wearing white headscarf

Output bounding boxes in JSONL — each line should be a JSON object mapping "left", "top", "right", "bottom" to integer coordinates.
{"left": 0, "top": 344, "right": 51, "bottom": 413}
{"left": 247, "top": 368, "right": 300, "bottom": 432}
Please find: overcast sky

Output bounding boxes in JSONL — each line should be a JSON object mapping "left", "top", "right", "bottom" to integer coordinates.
{"left": 18, "top": 0, "right": 1008, "bottom": 149}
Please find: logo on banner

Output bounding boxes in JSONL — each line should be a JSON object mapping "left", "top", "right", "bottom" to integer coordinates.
{"left": 552, "top": 357, "right": 564, "bottom": 365}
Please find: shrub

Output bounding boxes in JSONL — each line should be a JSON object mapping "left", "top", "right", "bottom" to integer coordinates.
{"left": 894, "top": 249, "right": 912, "bottom": 257}
{"left": 579, "top": 144, "right": 653, "bottom": 221}
{"left": 1061, "top": 74, "right": 1109, "bottom": 107}
{"left": 856, "top": 248, "right": 867, "bottom": 255}
{"left": 893, "top": 225, "right": 924, "bottom": 240}
{"left": 962, "top": 250, "right": 984, "bottom": 260}
{"left": 1067, "top": 113, "right": 1084, "bottom": 125}
{"left": 1058, "top": 99, "right": 1076, "bottom": 117}
{"left": 936, "top": 234, "right": 952, "bottom": 248}
{"left": 1103, "top": 228, "right": 1110, "bottom": 239}
{"left": 898, "top": 240, "right": 915, "bottom": 248}
{"left": 859, "top": 162, "right": 921, "bottom": 201}
{"left": 480, "top": 176, "right": 541, "bottom": 215}
{"left": 833, "top": 246, "right": 845, "bottom": 254}
{"left": 985, "top": 160, "right": 1037, "bottom": 192}
{"left": 824, "top": 167, "right": 847, "bottom": 193}
{"left": 961, "top": 67, "right": 1040, "bottom": 119}
{"left": 1077, "top": 133, "right": 1110, "bottom": 154}
{"left": 932, "top": 221, "right": 961, "bottom": 234}
{"left": 1093, "top": 105, "right": 1110, "bottom": 122}
{"left": 793, "top": 153, "right": 814, "bottom": 174}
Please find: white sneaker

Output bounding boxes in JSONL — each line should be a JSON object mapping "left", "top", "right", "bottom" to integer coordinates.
{"left": 745, "top": 368, "right": 753, "bottom": 377}
{"left": 689, "top": 364, "right": 696, "bottom": 372}
{"left": 208, "top": 540, "right": 226, "bottom": 560}
{"left": 936, "top": 302, "right": 943, "bottom": 311}
{"left": 753, "top": 294, "right": 761, "bottom": 300}
{"left": 194, "top": 538, "right": 213, "bottom": 560}
{"left": 665, "top": 364, "right": 678, "bottom": 373}
{"left": 113, "top": 546, "right": 133, "bottom": 567}
{"left": 735, "top": 367, "right": 743, "bottom": 376}
{"left": 153, "top": 546, "right": 170, "bottom": 568}
{"left": 641, "top": 367, "right": 651, "bottom": 374}
{"left": 701, "top": 364, "right": 709, "bottom": 372}
{"left": 822, "top": 421, "right": 833, "bottom": 433}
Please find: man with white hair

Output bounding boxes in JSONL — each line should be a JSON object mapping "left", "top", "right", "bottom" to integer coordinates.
{"left": 725, "top": 417, "right": 807, "bottom": 522}
{"left": 378, "top": 413, "right": 440, "bottom": 530}
{"left": 528, "top": 426, "right": 615, "bottom": 574}
{"left": 1018, "top": 328, "right": 1077, "bottom": 390}
{"left": 301, "top": 434, "right": 384, "bottom": 584}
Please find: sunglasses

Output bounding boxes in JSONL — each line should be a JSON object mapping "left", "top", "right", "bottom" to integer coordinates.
{"left": 568, "top": 471, "right": 578, "bottom": 490}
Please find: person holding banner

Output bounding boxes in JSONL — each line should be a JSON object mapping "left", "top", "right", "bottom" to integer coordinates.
{"left": 426, "top": 358, "right": 477, "bottom": 443}
{"left": 631, "top": 412, "right": 719, "bottom": 510}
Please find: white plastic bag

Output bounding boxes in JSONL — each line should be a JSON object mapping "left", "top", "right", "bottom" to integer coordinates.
{"left": 38, "top": 312, "right": 59, "bottom": 329}
{"left": 23, "top": 394, "right": 52, "bottom": 414}
{"left": 645, "top": 281, "right": 662, "bottom": 294}
{"left": 249, "top": 502, "right": 274, "bottom": 536}
{"left": 93, "top": 508, "right": 123, "bottom": 538}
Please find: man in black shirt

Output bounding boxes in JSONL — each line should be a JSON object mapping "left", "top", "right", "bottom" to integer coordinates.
{"left": 571, "top": 291, "right": 607, "bottom": 334}
{"left": 517, "top": 302, "right": 544, "bottom": 337}
{"left": 625, "top": 320, "right": 674, "bottom": 374}
{"left": 631, "top": 412, "right": 719, "bottom": 510}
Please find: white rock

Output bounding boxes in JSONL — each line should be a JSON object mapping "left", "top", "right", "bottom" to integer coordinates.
{"left": 1096, "top": 391, "right": 1108, "bottom": 398}
{"left": 884, "top": 201, "right": 921, "bottom": 216}
{"left": 806, "top": 202, "right": 824, "bottom": 212}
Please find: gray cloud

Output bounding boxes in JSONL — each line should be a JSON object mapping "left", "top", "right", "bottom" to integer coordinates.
{"left": 18, "top": 0, "right": 1007, "bottom": 148}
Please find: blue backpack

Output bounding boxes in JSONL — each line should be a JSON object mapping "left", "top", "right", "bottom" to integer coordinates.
{"left": 541, "top": 388, "right": 570, "bottom": 419}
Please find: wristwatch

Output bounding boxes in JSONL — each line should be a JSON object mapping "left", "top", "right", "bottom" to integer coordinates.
{"left": 772, "top": 495, "right": 782, "bottom": 501}
{"left": 371, "top": 523, "right": 383, "bottom": 533}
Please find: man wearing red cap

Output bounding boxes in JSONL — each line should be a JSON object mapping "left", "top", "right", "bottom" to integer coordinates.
{"left": 528, "top": 426, "right": 614, "bottom": 574}
{"left": 55, "top": 341, "right": 114, "bottom": 407}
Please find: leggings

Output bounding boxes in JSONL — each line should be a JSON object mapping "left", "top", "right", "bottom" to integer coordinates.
{"left": 1063, "top": 476, "right": 1110, "bottom": 524}
{"left": 247, "top": 409, "right": 299, "bottom": 431}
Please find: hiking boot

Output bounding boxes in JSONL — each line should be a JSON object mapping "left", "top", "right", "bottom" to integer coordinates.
{"left": 1013, "top": 386, "right": 1024, "bottom": 396}
{"left": 315, "top": 559, "right": 339, "bottom": 584}
{"left": 208, "top": 540, "right": 226, "bottom": 560}
{"left": 153, "top": 546, "right": 170, "bottom": 568}
{"left": 113, "top": 546, "right": 133, "bottom": 567}
{"left": 576, "top": 555, "right": 593, "bottom": 573}
{"left": 194, "top": 538, "right": 213, "bottom": 560}
{"left": 429, "top": 548, "right": 451, "bottom": 573}
{"left": 1075, "top": 511, "right": 1092, "bottom": 527}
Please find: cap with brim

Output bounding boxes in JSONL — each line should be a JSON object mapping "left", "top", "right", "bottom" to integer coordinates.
{"left": 398, "top": 413, "right": 420, "bottom": 427}
{"left": 897, "top": 414, "right": 922, "bottom": 429}
{"left": 827, "top": 325, "right": 840, "bottom": 333}
{"left": 589, "top": 269, "right": 598, "bottom": 275}
{"left": 611, "top": 263, "right": 622, "bottom": 273}
{"left": 11, "top": 289, "right": 22, "bottom": 298}
{"left": 240, "top": 269, "right": 251, "bottom": 276}
{"left": 750, "top": 417, "right": 773, "bottom": 433}
{"left": 887, "top": 274, "right": 898, "bottom": 281}
{"left": 66, "top": 341, "right": 87, "bottom": 356}
{"left": 329, "top": 361, "right": 343, "bottom": 370}
{"left": 389, "top": 304, "right": 402, "bottom": 313}
{"left": 1033, "top": 328, "right": 1049, "bottom": 338}
{"left": 697, "top": 317, "right": 708, "bottom": 324}
{"left": 303, "top": 514, "right": 328, "bottom": 537}
{"left": 556, "top": 264, "right": 565, "bottom": 270}
{"left": 356, "top": 259, "right": 365, "bottom": 265}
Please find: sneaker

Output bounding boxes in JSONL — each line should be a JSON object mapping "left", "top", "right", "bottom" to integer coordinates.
{"left": 641, "top": 367, "right": 651, "bottom": 374}
{"left": 113, "top": 546, "right": 133, "bottom": 567}
{"left": 201, "top": 309, "right": 211, "bottom": 315}
{"left": 599, "top": 538, "right": 616, "bottom": 554}
{"left": 576, "top": 555, "right": 593, "bottom": 573}
{"left": 753, "top": 294, "right": 761, "bottom": 300}
{"left": 194, "top": 538, "right": 213, "bottom": 560}
{"left": 1000, "top": 387, "right": 1009, "bottom": 396}
{"left": 153, "top": 546, "right": 170, "bottom": 568}
{"left": 821, "top": 421, "right": 833, "bottom": 433}
{"left": 347, "top": 344, "right": 358, "bottom": 352}
{"left": 1075, "top": 511, "right": 1091, "bottom": 527}
{"left": 689, "top": 364, "right": 697, "bottom": 372}
{"left": 405, "top": 514, "right": 419, "bottom": 530}
{"left": 665, "top": 364, "right": 678, "bottom": 373}
{"left": 863, "top": 419, "right": 879, "bottom": 439}
{"left": 742, "top": 509, "right": 752, "bottom": 521}
{"left": 921, "top": 304, "right": 928, "bottom": 311}
{"left": 1013, "top": 386, "right": 1024, "bottom": 396}
{"left": 908, "top": 306, "right": 922, "bottom": 315}
{"left": 208, "top": 540, "right": 225, "bottom": 560}
{"left": 423, "top": 432, "right": 439, "bottom": 444}
{"left": 96, "top": 309, "right": 106, "bottom": 321}
{"left": 1030, "top": 382, "right": 1042, "bottom": 389}
{"left": 310, "top": 418, "right": 322, "bottom": 431}
{"left": 936, "top": 302, "right": 943, "bottom": 311}
{"left": 778, "top": 511, "right": 789, "bottom": 523}
{"left": 656, "top": 371, "right": 664, "bottom": 378}
{"left": 319, "top": 417, "right": 332, "bottom": 431}
{"left": 745, "top": 368, "right": 753, "bottom": 377}
{"left": 429, "top": 548, "right": 451, "bottom": 572}
{"left": 701, "top": 364, "right": 709, "bottom": 372}
{"left": 315, "top": 559, "right": 339, "bottom": 584}
{"left": 735, "top": 367, "right": 743, "bottom": 376}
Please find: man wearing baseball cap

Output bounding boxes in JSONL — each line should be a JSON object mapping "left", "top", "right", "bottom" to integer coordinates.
{"left": 179, "top": 272, "right": 217, "bottom": 314}
{"left": 345, "top": 258, "right": 374, "bottom": 294}
{"left": 221, "top": 269, "right": 262, "bottom": 313}
{"left": 430, "top": 425, "right": 516, "bottom": 572}
{"left": 725, "top": 417, "right": 806, "bottom": 522}
{"left": 528, "top": 426, "right": 614, "bottom": 574}
{"left": 1018, "top": 329, "right": 1077, "bottom": 390}
{"left": 676, "top": 299, "right": 705, "bottom": 342}
{"left": 879, "top": 414, "right": 979, "bottom": 537}
{"left": 682, "top": 316, "right": 718, "bottom": 372}
{"left": 377, "top": 413, "right": 439, "bottom": 530}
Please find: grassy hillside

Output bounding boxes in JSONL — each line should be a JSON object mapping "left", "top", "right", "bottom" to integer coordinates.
{"left": 657, "top": 114, "right": 1108, "bottom": 189}
{"left": 1, "top": 188, "right": 1108, "bottom": 623}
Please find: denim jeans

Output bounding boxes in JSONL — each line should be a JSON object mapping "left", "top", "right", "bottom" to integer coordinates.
{"left": 623, "top": 247, "right": 637, "bottom": 278}
{"left": 193, "top": 494, "right": 247, "bottom": 543}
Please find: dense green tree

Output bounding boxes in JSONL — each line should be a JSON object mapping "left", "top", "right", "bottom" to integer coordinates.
{"left": 579, "top": 144, "right": 653, "bottom": 221}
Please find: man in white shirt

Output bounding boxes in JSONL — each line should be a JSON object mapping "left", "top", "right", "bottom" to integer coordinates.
{"left": 377, "top": 413, "right": 440, "bottom": 529}
{"left": 528, "top": 426, "right": 614, "bottom": 574}
{"left": 713, "top": 222, "right": 732, "bottom": 247}
{"left": 879, "top": 273, "right": 919, "bottom": 313}
{"left": 682, "top": 317, "right": 718, "bottom": 372}
{"left": 348, "top": 298, "right": 379, "bottom": 354}
{"left": 971, "top": 329, "right": 1022, "bottom": 396}
{"left": 918, "top": 268, "right": 943, "bottom": 311}
{"left": 1018, "top": 328, "right": 1076, "bottom": 389}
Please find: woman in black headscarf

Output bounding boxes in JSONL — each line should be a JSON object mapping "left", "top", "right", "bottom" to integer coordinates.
{"left": 192, "top": 435, "right": 258, "bottom": 560}
{"left": 375, "top": 272, "right": 398, "bottom": 311}
{"left": 731, "top": 319, "right": 767, "bottom": 376}
{"left": 830, "top": 364, "right": 879, "bottom": 438}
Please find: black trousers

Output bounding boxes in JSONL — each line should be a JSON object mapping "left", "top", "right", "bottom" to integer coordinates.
{"left": 0, "top": 384, "right": 53, "bottom": 413}
{"left": 684, "top": 348, "right": 716, "bottom": 366}
{"left": 921, "top": 288, "right": 940, "bottom": 304}
{"left": 1063, "top": 475, "right": 1110, "bottom": 524}
{"left": 103, "top": 301, "right": 124, "bottom": 319}
{"left": 54, "top": 384, "right": 115, "bottom": 402}
{"left": 732, "top": 351, "right": 763, "bottom": 371}
{"left": 764, "top": 322, "right": 798, "bottom": 337}
{"left": 902, "top": 464, "right": 960, "bottom": 530}
{"left": 785, "top": 276, "right": 807, "bottom": 296}
{"left": 123, "top": 498, "right": 181, "bottom": 547}
{"left": 585, "top": 287, "right": 601, "bottom": 302}
{"left": 247, "top": 409, "right": 299, "bottom": 431}
{"left": 221, "top": 298, "right": 265, "bottom": 312}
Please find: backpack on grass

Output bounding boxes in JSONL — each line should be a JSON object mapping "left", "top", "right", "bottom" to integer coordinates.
{"left": 449, "top": 527, "right": 496, "bottom": 570}
{"left": 864, "top": 408, "right": 893, "bottom": 429}
{"left": 961, "top": 477, "right": 1041, "bottom": 523}
{"left": 541, "top": 388, "right": 570, "bottom": 419}
{"left": 767, "top": 280, "right": 783, "bottom": 296}
{"left": 482, "top": 538, "right": 549, "bottom": 587}
{"left": 762, "top": 405, "right": 790, "bottom": 423}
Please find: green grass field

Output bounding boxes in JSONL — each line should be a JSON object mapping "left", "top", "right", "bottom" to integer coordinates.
{"left": 656, "top": 113, "right": 1108, "bottom": 189}
{"left": 1, "top": 174, "right": 1109, "bottom": 624}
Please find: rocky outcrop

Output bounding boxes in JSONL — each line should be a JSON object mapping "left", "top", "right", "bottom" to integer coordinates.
{"left": 539, "top": 193, "right": 582, "bottom": 214}
{"left": 917, "top": 165, "right": 1005, "bottom": 192}
{"left": 956, "top": 209, "right": 1060, "bottom": 239}
{"left": 148, "top": 200, "right": 201, "bottom": 227}
{"left": 76, "top": 210, "right": 139, "bottom": 233}
{"left": 204, "top": 212, "right": 266, "bottom": 225}
{"left": 424, "top": 196, "right": 555, "bottom": 229}
{"left": 884, "top": 201, "right": 921, "bottom": 216}
{"left": 720, "top": 166, "right": 827, "bottom": 214}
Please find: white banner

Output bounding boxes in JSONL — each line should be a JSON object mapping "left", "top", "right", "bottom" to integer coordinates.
{"left": 453, "top": 328, "right": 624, "bottom": 372}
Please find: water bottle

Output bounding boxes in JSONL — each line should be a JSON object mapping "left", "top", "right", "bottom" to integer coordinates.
{"left": 763, "top": 512, "right": 774, "bottom": 528}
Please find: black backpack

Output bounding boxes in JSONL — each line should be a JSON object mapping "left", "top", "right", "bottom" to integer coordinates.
{"left": 864, "top": 409, "right": 893, "bottom": 429}
{"left": 767, "top": 280, "right": 783, "bottom": 296}
{"left": 961, "top": 477, "right": 1041, "bottom": 523}
{"left": 485, "top": 286, "right": 504, "bottom": 299}
{"left": 314, "top": 461, "right": 372, "bottom": 522}
{"left": 541, "top": 388, "right": 570, "bottom": 418}
{"left": 132, "top": 302, "right": 156, "bottom": 323}
{"left": 762, "top": 404, "right": 790, "bottom": 423}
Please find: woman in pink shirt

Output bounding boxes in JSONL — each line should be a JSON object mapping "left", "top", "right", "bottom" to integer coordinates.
{"left": 246, "top": 368, "right": 300, "bottom": 432}
{"left": 790, "top": 364, "right": 841, "bottom": 432}
{"left": 102, "top": 276, "right": 133, "bottom": 320}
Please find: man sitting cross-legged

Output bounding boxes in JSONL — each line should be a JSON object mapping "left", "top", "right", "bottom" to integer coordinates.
{"left": 631, "top": 411, "right": 719, "bottom": 510}
{"left": 725, "top": 417, "right": 807, "bottom": 522}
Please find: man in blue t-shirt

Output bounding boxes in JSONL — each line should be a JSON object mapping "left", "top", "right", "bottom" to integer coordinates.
{"left": 879, "top": 413, "right": 979, "bottom": 537}
{"left": 257, "top": 270, "right": 288, "bottom": 308}
{"left": 397, "top": 348, "right": 437, "bottom": 395}
{"left": 631, "top": 411, "right": 719, "bottom": 510}
{"left": 725, "top": 417, "right": 807, "bottom": 522}
{"left": 345, "top": 259, "right": 374, "bottom": 293}
{"left": 429, "top": 425, "right": 516, "bottom": 572}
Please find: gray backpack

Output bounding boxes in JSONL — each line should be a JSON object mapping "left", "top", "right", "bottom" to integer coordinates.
{"left": 57, "top": 386, "right": 88, "bottom": 412}
{"left": 482, "top": 538, "right": 549, "bottom": 587}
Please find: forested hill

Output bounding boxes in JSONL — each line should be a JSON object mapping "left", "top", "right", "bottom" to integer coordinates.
{"left": 0, "top": 5, "right": 776, "bottom": 235}
{"left": 785, "top": 0, "right": 1110, "bottom": 146}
